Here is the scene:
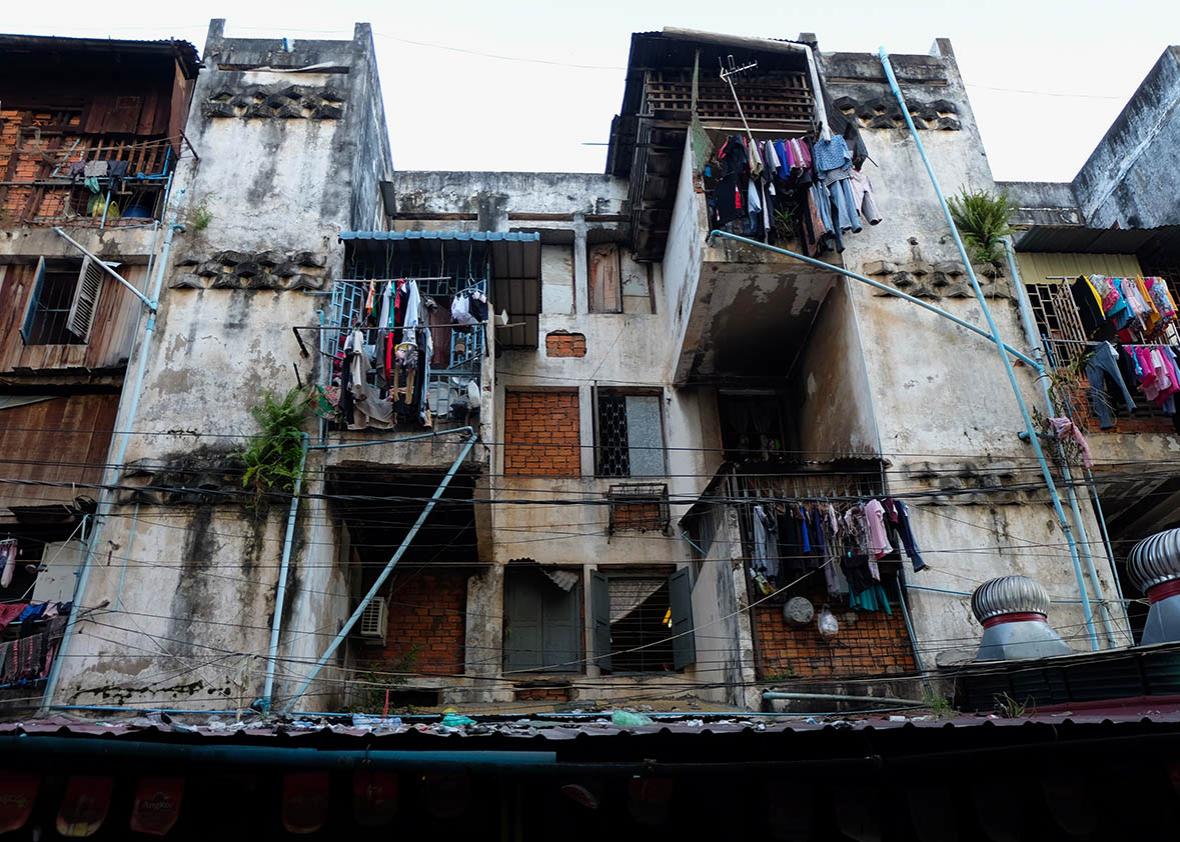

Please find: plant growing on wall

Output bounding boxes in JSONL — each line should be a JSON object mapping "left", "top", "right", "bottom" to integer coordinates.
{"left": 947, "top": 188, "right": 1012, "bottom": 267}
{"left": 240, "top": 387, "right": 310, "bottom": 510}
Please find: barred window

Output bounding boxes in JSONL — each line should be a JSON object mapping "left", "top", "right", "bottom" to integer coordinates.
{"left": 595, "top": 391, "right": 665, "bottom": 478}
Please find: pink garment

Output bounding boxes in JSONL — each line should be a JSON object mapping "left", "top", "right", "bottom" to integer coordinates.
{"left": 1049, "top": 417, "right": 1093, "bottom": 468}
{"left": 863, "top": 499, "right": 893, "bottom": 560}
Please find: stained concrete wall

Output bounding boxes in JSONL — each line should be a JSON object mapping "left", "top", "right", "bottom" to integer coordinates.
{"left": 52, "top": 21, "right": 394, "bottom": 711}
{"left": 1073, "top": 47, "right": 1180, "bottom": 230}
{"left": 389, "top": 169, "right": 739, "bottom": 705}
{"left": 818, "top": 42, "right": 1128, "bottom": 658}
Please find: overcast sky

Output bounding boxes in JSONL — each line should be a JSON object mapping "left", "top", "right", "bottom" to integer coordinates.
{"left": 6, "top": 0, "right": 1175, "bottom": 182}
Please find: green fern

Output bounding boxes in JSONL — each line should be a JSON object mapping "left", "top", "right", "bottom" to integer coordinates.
{"left": 948, "top": 188, "right": 1012, "bottom": 267}
{"left": 240, "top": 388, "right": 310, "bottom": 509}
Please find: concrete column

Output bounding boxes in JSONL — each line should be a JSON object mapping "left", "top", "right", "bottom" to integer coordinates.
{"left": 464, "top": 564, "right": 504, "bottom": 704}
{"left": 572, "top": 213, "right": 588, "bottom": 315}
{"left": 577, "top": 384, "right": 595, "bottom": 477}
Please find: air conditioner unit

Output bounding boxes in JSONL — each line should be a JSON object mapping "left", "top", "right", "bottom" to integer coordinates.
{"left": 357, "top": 597, "right": 388, "bottom": 645}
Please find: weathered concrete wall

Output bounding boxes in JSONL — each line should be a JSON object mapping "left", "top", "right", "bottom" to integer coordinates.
{"left": 792, "top": 280, "right": 879, "bottom": 457}
{"left": 1072, "top": 47, "right": 1180, "bottom": 229}
{"left": 819, "top": 43, "right": 1126, "bottom": 659}
{"left": 52, "top": 21, "right": 395, "bottom": 711}
{"left": 998, "top": 181, "right": 1083, "bottom": 227}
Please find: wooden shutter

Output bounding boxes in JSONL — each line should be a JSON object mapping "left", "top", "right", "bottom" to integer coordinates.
{"left": 590, "top": 570, "right": 612, "bottom": 672}
{"left": 66, "top": 257, "right": 104, "bottom": 342}
{"left": 669, "top": 567, "right": 695, "bottom": 669}
{"left": 541, "top": 576, "right": 580, "bottom": 671}
{"left": 19, "top": 258, "right": 46, "bottom": 343}
{"left": 504, "top": 571, "right": 544, "bottom": 672}
{"left": 588, "top": 244, "right": 622, "bottom": 313}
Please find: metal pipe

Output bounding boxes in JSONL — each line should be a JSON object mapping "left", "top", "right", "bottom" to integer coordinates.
{"left": 895, "top": 578, "right": 926, "bottom": 673}
{"left": 707, "top": 232, "right": 1040, "bottom": 368}
{"left": 0, "top": 736, "right": 557, "bottom": 771}
{"left": 51, "top": 227, "right": 156, "bottom": 310}
{"left": 281, "top": 434, "right": 478, "bottom": 713}
{"left": 878, "top": 49, "right": 1098, "bottom": 651}
{"left": 39, "top": 216, "right": 186, "bottom": 714}
{"left": 261, "top": 432, "right": 310, "bottom": 714}
{"left": 762, "top": 691, "right": 927, "bottom": 707}
{"left": 1002, "top": 239, "right": 1120, "bottom": 647}
{"left": 53, "top": 705, "right": 250, "bottom": 717}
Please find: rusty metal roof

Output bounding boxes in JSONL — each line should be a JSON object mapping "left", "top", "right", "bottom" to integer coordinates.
{"left": 7, "top": 698, "right": 1180, "bottom": 744}
{"left": 0, "top": 33, "right": 201, "bottom": 76}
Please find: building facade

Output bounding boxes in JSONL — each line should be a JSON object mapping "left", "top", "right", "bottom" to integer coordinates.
{"left": 3, "top": 23, "right": 1178, "bottom": 716}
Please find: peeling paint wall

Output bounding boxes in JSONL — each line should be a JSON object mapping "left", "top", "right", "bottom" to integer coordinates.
{"left": 820, "top": 43, "right": 1128, "bottom": 657}
{"left": 53, "top": 21, "right": 394, "bottom": 711}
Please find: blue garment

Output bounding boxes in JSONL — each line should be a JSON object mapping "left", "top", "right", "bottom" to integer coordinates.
{"left": 829, "top": 176, "right": 862, "bottom": 233}
{"left": 1086, "top": 342, "right": 1135, "bottom": 429}
{"left": 773, "top": 140, "right": 790, "bottom": 179}
{"left": 800, "top": 512, "right": 811, "bottom": 554}
{"left": 812, "top": 135, "right": 852, "bottom": 173}
{"left": 849, "top": 582, "right": 892, "bottom": 614}
{"left": 891, "top": 499, "right": 927, "bottom": 572}
{"left": 17, "top": 604, "right": 45, "bottom": 623}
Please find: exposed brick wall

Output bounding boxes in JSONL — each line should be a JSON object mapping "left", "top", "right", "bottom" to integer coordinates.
{"left": 545, "top": 331, "right": 587, "bottom": 358}
{"left": 754, "top": 603, "right": 916, "bottom": 680}
{"left": 373, "top": 570, "right": 468, "bottom": 675}
{"left": 513, "top": 685, "right": 573, "bottom": 702}
{"left": 611, "top": 501, "right": 664, "bottom": 532}
{"left": 503, "top": 391, "right": 581, "bottom": 476}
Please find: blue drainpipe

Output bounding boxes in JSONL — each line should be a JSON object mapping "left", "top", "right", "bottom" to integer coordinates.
{"left": 260, "top": 432, "right": 310, "bottom": 714}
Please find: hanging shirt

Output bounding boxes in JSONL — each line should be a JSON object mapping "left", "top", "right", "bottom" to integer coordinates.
{"left": 377, "top": 280, "right": 392, "bottom": 330}
{"left": 812, "top": 135, "right": 852, "bottom": 173}
{"left": 863, "top": 499, "right": 893, "bottom": 560}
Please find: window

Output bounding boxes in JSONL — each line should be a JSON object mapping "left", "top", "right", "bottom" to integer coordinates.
{"left": 591, "top": 568, "right": 694, "bottom": 673}
{"left": 595, "top": 391, "right": 665, "bottom": 477}
{"left": 504, "top": 567, "right": 582, "bottom": 673}
{"left": 20, "top": 257, "right": 103, "bottom": 346}
{"left": 719, "top": 393, "right": 788, "bottom": 461}
{"left": 588, "top": 243, "right": 622, "bottom": 313}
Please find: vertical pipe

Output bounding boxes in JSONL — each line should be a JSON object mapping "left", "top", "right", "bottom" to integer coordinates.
{"left": 1003, "top": 240, "right": 1120, "bottom": 646}
{"left": 895, "top": 577, "right": 926, "bottom": 674}
{"left": 878, "top": 49, "right": 1098, "bottom": 650}
{"left": 281, "top": 434, "right": 478, "bottom": 713}
{"left": 261, "top": 432, "right": 310, "bottom": 713}
{"left": 39, "top": 217, "right": 185, "bottom": 713}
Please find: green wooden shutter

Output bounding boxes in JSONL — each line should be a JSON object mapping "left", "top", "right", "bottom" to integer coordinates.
{"left": 541, "top": 579, "right": 580, "bottom": 671}
{"left": 504, "top": 571, "right": 544, "bottom": 672}
{"left": 20, "top": 257, "right": 46, "bottom": 343}
{"left": 591, "top": 570, "right": 612, "bottom": 672}
{"left": 669, "top": 567, "right": 695, "bottom": 669}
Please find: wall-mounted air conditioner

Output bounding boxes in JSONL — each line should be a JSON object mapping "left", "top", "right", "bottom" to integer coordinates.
{"left": 357, "top": 597, "right": 388, "bottom": 645}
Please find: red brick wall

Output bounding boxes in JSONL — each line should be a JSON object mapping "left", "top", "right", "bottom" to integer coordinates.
{"left": 503, "top": 391, "right": 581, "bottom": 476}
{"left": 376, "top": 570, "right": 468, "bottom": 675}
{"left": 754, "top": 603, "right": 916, "bottom": 680}
{"left": 545, "top": 332, "right": 587, "bottom": 358}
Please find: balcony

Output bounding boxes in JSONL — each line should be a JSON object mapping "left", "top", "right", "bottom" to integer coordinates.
{"left": 662, "top": 129, "right": 841, "bottom": 385}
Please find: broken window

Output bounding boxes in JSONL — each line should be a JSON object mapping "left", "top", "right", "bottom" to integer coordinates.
{"left": 588, "top": 244, "right": 622, "bottom": 313}
{"left": 591, "top": 568, "right": 694, "bottom": 673}
{"left": 595, "top": 391, "right": 665, "bottom": 478}
{"left": 21, "top": 258, "right": 96, "bottom": 346}
{"left": 503, "top": 567, "right": 582, "bottom": 673}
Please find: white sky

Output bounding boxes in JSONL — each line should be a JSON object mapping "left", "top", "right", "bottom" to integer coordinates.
{"left": 6, "top": 0, "right": 1175, "bottom": 182}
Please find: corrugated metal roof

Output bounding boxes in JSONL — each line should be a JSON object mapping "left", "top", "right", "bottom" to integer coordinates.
{"left": 0, "top": 33, "right": 201, "bottom": 76}
{"left": 339, "top": 231, "right": 541, "bottom": 243}
{"left": 9, "top": 699, "right": 1180, "bottom": 744}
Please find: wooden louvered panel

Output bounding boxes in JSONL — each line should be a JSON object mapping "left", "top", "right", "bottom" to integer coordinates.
{"left": 66, "top": 257, "right": 105, "bottom": 341}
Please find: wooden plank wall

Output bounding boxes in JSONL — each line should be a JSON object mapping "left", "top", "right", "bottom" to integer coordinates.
{"left": 0, "top": 393, "right": 119, "bottom": 512}
{"left": 0, "top": 262, "right": 142, "bottom": 373}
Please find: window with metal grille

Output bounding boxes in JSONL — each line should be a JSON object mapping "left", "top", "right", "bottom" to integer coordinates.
{"left": 719, "top": 393, "right": 788, "bottom": 462}
{"left": 595, "top": 391, "right": 665, "bottom": 478}
{"left": 590, "top": 568, "right": 694, "bottom": 673}
{"left": 21, "top": 258, "right": 88, "bottom": 346}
